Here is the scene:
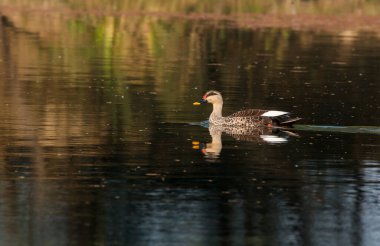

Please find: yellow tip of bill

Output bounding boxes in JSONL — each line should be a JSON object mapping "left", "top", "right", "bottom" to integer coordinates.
{"left": 193, "top": 102, "right": 201, "bottom": 106}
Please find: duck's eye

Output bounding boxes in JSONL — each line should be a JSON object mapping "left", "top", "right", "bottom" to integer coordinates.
{"left": 206, "top": 92, "right": 218, "bottom": 97}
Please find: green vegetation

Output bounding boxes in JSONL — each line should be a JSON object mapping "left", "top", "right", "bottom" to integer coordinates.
{"left": 1, "top": 0, "right": 380, "bottom": 15}
{"left": 0, "top": 0, "right": 379, "bottom": 126}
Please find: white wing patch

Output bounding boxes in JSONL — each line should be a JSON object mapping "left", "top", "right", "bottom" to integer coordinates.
{"left": 261, "top": 110, "right": 288, "bottom": 117}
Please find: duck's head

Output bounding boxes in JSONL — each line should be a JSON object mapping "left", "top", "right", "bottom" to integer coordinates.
{"left": 193, "top": 90, "right": 223, "bottom": 106}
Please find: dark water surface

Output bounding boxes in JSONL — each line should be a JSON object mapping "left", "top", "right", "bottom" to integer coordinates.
{"left": 0, "top": 13, "right": 379, "bottom": 246}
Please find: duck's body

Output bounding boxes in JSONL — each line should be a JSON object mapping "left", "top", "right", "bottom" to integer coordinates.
{"left": 194, "top": 91, "right": 301, "bottom": 128}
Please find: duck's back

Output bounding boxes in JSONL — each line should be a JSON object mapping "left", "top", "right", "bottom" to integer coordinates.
{"left": 223, "top": 109, "right": 268, "bottom": 127}
{"left": 225, "top": 109, "right": 301, "bottom": 127}
{"left": 228, "top": 109, "right": 268, "bottom": 118}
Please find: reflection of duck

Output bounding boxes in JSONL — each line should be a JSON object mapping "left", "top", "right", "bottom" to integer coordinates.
{"left": 199, "top": 126, "right": 223, "bottom": 159}
{"left": 194, "top": 91, "right": 301, "bottom": 127}
{"left": 193, "top": 124, "right": 298, "bottom": 159}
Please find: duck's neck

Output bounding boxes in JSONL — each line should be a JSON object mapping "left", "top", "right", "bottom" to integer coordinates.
{"left": 211, "top": 103, "right": 223, "bottom": 118}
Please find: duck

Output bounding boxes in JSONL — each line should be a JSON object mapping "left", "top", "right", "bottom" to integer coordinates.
{"left": 193, "top": 90, "right": 301, "bottom": 128}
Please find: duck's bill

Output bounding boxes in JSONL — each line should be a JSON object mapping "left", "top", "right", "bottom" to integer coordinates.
{"left": 193, "top": 99, "right": 206, "bottom": 106}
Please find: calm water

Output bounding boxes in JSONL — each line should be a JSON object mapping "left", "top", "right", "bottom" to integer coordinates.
{"left": 0, "top": 10, "right": 379, "bottom": 246}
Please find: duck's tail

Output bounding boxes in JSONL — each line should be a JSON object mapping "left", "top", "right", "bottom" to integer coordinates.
{"left": 271, "top": 113, "right": 302, "bottom": 128}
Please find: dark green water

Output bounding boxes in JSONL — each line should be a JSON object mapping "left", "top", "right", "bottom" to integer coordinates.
{"left": 0, "top": 13, "right": 379, "bottom": 246}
